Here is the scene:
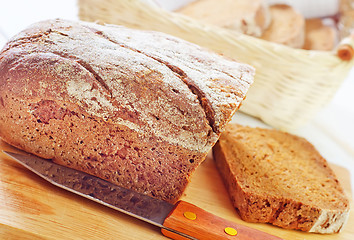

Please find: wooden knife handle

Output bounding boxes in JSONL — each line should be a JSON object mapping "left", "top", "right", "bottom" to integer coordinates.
{"left": 161, "top": 200, "right": 283, "bottom": 240}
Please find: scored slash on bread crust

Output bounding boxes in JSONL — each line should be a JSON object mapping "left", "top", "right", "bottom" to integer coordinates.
{"left": 0, "top": 19, "right": 254, "bottom": 203}
{"left": 213, "top": 124, "right": 350, "bottom": 233}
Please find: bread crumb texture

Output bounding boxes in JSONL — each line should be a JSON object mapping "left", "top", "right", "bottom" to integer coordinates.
{"left": 213, "top": 124, "right": 350, "bottom": 233}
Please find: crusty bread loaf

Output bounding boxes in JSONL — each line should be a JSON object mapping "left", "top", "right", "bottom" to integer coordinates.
{"left": 0, "top": 19, "right": 254, "bottom": 203}
{"left": 260, "top": 4, "right": 305, "bottom": 48}
{"left": 303, "top": 18, "right": 337, "bottom": 51}
{"left": 177, "top": 0, "right": 271, "bottom": 37}
{"left": 213, "top": 124, "right": 350, "bottom": 233}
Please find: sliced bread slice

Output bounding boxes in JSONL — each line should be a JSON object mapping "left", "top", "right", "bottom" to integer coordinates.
{"left": 176, "top": 0, "right": 271, "bottom": 37}
{"left": 213, "top": 124, "right": 350, "bottom": 233}
{"left": 260, "top": 4, "right": 305, "bottom": 48}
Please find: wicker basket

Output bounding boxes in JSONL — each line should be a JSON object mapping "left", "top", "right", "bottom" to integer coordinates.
{"left": 78, "top": 0, "right": 354, "bottom": 130}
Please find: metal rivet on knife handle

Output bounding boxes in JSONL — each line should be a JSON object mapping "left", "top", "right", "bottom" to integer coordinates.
{"left": 162, "top": 200, "right": 284, "bottom": 240}
{"left": 224, "top": 227, "right": 238, "bottom": 236}
{"left": 183, "top": 211, "right": 197, "bottom": 220}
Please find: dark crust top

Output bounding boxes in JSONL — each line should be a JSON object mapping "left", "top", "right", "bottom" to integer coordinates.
{"left": 0, "top": 19, "right": 254, "bottom": 152}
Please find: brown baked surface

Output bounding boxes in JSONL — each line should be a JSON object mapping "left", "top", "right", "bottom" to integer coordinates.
{"left": 177, "top": 0, "right": 271, "bottom": 37}
{"left": 213, "top": 124, "right": 350, "bottom": 233}
{"left": 303, "top": 18, "right": 337, "bottom": 51}
{"left": 339, "top": 0, "right": 354, "bottom": 39}
{"left": 260, "top": 4, "right": 305, "bottom": 48}
{"left": 0, "top": 19, "right": 254, "bottom": 203}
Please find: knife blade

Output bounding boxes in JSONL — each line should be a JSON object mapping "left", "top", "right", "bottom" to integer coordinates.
{"left": 3, "top": 150, "right": 283, "bottom": 240}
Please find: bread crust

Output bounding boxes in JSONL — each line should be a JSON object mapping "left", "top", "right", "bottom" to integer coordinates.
{"left": 303, "top": 18, "right": 337, "bottom": 51}
{"left": 177, "top": 0, "right": 271, "bottom": 37}
{"left": 213, "top": 124, "right": 350, "bottom": 233}
{"left": 0, "top": 19, "right": 254, "bottom": 203}
{"left": 260, "top": 4, "right": 305, "bottom": 48}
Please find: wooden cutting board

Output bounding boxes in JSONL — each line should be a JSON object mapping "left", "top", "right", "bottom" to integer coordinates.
{"left": 0, "top": 139, "right": 353, "bottom": 240}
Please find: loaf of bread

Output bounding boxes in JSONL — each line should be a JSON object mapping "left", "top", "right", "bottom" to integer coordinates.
{"left": 260, "top": 4, "right": 305, "bottom": 48}
{"left": 213, "top": 124, "right": 350, "bottom": 233}
{"left": 0, "top": 19, "right": 254, "bottom": 203}
{"left": 177, "top": 0, "right": 271, "bottom": 37}
{"left": 303, "top": 18, "right": 337, "bottom": 51}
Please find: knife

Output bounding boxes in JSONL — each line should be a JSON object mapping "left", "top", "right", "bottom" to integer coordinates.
{"left": 3, "top": 151, "right": 283, "bottom": 240}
